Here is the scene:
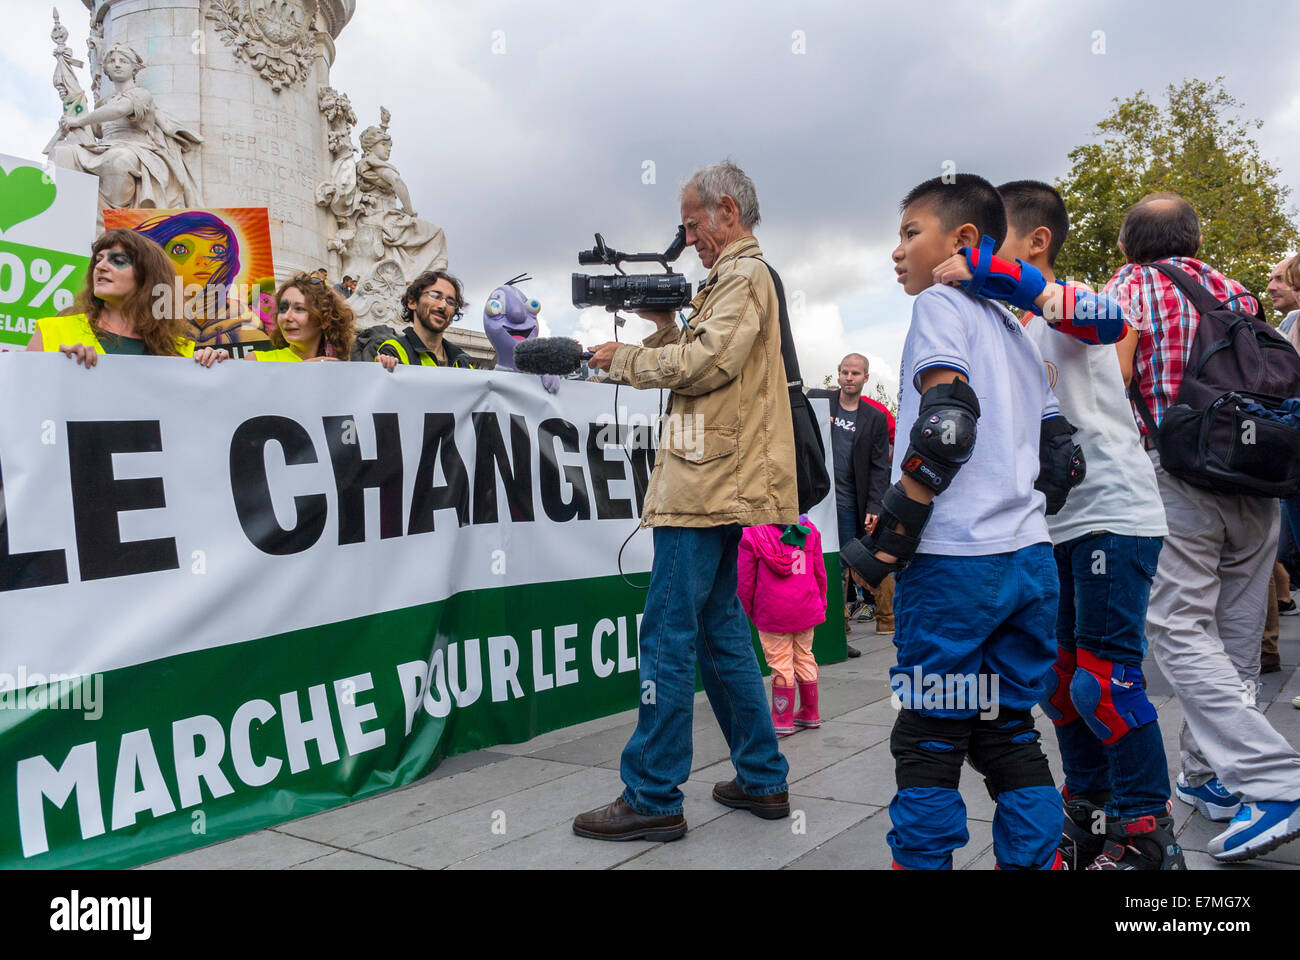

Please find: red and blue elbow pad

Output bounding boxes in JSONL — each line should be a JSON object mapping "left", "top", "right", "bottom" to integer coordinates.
{"left": 1049, "top": 285, "right": 1129, "bottom": 345}
{"left": 960, "top": 235, "right": 1047, "bottom": 314}
{"left": 960, "top": 236, "right": 1128, "bottom": 344}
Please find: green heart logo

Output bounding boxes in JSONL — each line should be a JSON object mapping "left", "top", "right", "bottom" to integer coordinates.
{"left": 0, "top": 166, "right": 59, "bottom": 233}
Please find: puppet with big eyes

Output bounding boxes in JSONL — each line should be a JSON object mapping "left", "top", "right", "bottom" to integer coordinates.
{"left": 484, "top": 274, "right": 560, "bottom": 393}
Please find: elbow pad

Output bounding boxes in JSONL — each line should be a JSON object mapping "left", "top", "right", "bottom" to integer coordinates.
{"left": 900, "top": 378, "right": 981, "bottom": 494}
{"left": 1047, "top": 285, "right": 1129, "bottom": 346}
{"left": 840, "top": 483, "right": 933, "bottom": 588}
{"left": 1036, "top": 415, "right": 1087, "bottom": 515}
{"left": 960, "top": 235, "right": 1048, "bottom": 314}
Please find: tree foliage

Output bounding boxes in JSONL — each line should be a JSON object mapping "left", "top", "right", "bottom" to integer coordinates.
{"left": 1055, "top": 78, "right": 1298, "bottom": 300}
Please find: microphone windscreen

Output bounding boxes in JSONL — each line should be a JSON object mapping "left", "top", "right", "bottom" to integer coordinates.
{"left": 514, "top": 336, "right": 585, "bottom": 375}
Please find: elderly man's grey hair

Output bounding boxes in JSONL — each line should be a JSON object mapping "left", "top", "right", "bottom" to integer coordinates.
{"left": 682, "top": 161, "right": 762, "bottom": 230}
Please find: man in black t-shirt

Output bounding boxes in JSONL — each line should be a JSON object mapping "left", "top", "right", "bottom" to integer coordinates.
{"left": 809, "top": 353, "right": 893, "bottom": 641}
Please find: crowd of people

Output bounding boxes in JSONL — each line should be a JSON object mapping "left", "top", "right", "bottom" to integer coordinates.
{"left": 24, "top": 229, "right": 471, "bottom": 372}
{"left": 573, "top": 161, "right": 1300, "bottom": 872}
{"left": 22, "top": 158, "right": 1300, "bottom": 872}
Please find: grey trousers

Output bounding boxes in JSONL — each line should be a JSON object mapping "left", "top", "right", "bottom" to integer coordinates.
{"left": 1147, "top": 451, "right": 1300, "bottom": 802}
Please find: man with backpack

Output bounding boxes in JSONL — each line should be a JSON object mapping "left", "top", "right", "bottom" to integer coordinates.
{"left": 1107, "top": 192, "right": 1300, "bottom": 862}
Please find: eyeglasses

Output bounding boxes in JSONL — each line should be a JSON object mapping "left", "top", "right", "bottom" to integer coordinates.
{"left": 95, "top": 251, "right": 133, "bottom": 270}
{"left": 421, "top": 290, "right": 460, "bottom": 307}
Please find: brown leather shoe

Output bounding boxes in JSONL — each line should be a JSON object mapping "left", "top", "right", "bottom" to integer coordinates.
{"left": 572, "top": 797, "right": 687, "bottom": 842}
{"left": 712, "top": 779, "right": 790, "bottom": 819}
{"left": 875, "top": 618, "right": 895, "bottom": 634}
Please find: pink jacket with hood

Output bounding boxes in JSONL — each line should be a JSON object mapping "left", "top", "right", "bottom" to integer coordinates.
{"left": 737, "top": 517, "right": 828, "bottom": 634}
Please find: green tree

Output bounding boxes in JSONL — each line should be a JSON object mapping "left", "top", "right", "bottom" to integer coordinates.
{"left": 1055, "top": 78, "right": 1298, "bottom": 301}
{"left": 871, "top": 380, "right": 898, "bottom": 418}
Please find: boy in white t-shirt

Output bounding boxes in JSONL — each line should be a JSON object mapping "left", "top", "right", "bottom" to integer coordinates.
{"left": 841, "top": 174, "right": 1081, "bottom": 870}
{"left": 927, "top": 181, "right": 1182, "bottom": 870}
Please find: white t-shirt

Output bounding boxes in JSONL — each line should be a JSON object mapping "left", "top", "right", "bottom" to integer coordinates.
{"left": 1024, "top": 315, "right": 1167, "bottom": 544}
{"left": 894, "top": 284, "right": 1055, "bottom": 556}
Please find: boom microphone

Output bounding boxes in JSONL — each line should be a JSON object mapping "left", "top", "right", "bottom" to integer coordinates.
{"left": 513, "top": 336, "right": 593, "bottom": 376}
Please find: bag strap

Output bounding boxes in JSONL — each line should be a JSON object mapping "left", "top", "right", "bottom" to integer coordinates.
{"left": 737, "top": 255, "right": 804, "bottom": 389}
{"left": 1148, "top": 261, "right": 1246, "bottom": 318}
{"left": 1128, "top": 370, "right": 1161, "bottom": 439}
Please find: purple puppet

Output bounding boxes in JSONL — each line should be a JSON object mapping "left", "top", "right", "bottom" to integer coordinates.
{"left": 484, "top": 274, "right": 560, "bottom": 393}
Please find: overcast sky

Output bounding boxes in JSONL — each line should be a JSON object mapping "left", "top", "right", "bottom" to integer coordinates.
{"left": 4, "top": 0, "right": 1299, "bottom": 395}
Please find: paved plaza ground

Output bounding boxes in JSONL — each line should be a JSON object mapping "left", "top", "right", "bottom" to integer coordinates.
{"left": 146, "top": 614, "right": 1300, "bottom": 870}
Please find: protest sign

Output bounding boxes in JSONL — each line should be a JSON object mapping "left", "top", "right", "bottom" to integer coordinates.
{"left": 0, "top": 154, "right": 97, "bottom": 351}
{"left": 104, "top": 207, "right": 276, "bottom": 352}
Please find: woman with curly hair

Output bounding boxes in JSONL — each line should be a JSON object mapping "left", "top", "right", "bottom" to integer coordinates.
{"left": 25, "top": 228, "right": 221, "bottom": 367}
{"left": 244, "top": 274, "right": 356, "bottom": 362}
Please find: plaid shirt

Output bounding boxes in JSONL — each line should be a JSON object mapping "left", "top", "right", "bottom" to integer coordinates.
{"left": 1103, "top": 257, "right": 1259, "bottom": 435}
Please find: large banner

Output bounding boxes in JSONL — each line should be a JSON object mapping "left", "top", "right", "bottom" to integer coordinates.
{"left": 0, "top": 154, "right": 98, "bottom": 351}
{"left": 0, "top": 354, "right": 842, "bottom": 869}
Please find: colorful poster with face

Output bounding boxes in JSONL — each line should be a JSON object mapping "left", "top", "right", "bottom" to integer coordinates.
{"left": 0, "top": 154, "right": 97, "bottom": 351}
{"left": 104, "top": 207, "right": 276, "bottom": 349}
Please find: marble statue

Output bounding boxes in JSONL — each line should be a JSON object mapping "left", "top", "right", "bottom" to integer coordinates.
{"left": 316, "top": 103, "right": 447, "bottom": 325}
{"left": 44, "top": 10, "right": 93, "bottom": 154}
{"left": 47, "top": 41, "right": 203, "bottom": 213}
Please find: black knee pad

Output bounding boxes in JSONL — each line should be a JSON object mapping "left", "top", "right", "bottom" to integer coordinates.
{"left": 891, "top": 709, "right": 974, "bottom": 791}
{"left": 966, "top": 709, "right": 1054, "bottom": 800}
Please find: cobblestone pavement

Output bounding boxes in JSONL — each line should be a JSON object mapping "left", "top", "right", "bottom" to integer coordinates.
{"left": 146, "top": 613, "right": 1300, "bottom": 870}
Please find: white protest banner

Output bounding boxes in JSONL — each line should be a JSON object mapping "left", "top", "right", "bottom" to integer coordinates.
{"left": 0, "top": 354, "right": 842, "bottom": 868}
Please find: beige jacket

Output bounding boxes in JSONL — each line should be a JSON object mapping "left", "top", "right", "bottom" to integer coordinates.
{"left": 609, "top": 235, "right": 798, "bottom": 528}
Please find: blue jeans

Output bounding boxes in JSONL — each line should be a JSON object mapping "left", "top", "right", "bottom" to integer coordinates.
{"left": 887, "top": 546, "right": 1062, "bottom": 869}
{"left": 837, "top": 507, "right": 864, "bottom": 603}
{"left": 1049, "top": 533, "right": 1170, "bottom": 818}
{"left": 620, "top": 525, "right": 789, "bottom": 816}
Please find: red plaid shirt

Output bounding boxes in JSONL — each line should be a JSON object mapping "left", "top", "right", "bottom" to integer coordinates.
{"left": 1103, "top": 257, "right": 1259, "bottom": 435}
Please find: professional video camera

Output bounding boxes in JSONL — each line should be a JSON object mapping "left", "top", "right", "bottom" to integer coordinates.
{"left": 571, "top": 226, "right": 693, "bottom": 313}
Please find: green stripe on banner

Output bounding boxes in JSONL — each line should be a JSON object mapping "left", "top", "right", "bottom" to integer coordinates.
{"left": 2, "top": 564, "right": 844, "bottom": 869}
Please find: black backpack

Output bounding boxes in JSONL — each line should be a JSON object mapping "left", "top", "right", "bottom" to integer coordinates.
{"left": 744, "top": 257, "right": 832, "bottom": 515}
{"left": 352, "top": 323, "right": 402, "bottom": 362}
{"left": 1130, "top": 262, "right": 1300, "bottom": 498}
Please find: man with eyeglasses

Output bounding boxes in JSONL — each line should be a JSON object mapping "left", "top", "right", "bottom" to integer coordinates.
{"left": 376, "top": 270, "right": 474, "bottom": 369}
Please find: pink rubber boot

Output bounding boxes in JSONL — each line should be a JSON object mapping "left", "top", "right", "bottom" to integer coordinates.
{"left": 772, "top": 683, "right": 796, "bottom": 735}
{"left": 793, "top": 680, "right": 821, "bottom": 728}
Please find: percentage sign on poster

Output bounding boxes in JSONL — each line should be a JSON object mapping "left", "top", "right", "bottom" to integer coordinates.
{"left": 0, "top": 253, "right": 75, "bottom": 312}
{"left": 28, "top": 258, "right": 75, "bottom": 311}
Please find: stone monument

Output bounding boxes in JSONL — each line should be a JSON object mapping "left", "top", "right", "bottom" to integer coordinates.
{"left": 315, "top": 101, "right": 448, "bottom": 325}
{"left": 45, "top": 0, "right": 451, "bottom": 313}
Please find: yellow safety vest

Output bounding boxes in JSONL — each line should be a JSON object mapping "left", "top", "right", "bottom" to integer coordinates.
{"left": 248, "top": 347, "right": 306, "bottom": 362}
{"left": 376, "top": 337, "right": 473, "bottom": 368}
{"left": 36, "top": 314, "right": 195, "bottom": 357}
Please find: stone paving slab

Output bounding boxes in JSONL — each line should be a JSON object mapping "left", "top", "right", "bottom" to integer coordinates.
{"left": 276, "top": 755, "right": 582, "bottom": 847}
{"left": 451, "top": 779, "right": 735, "bottom": 870}
{"left": 139, "top": 828, "right": 337, "bottom": 870}
{"left": 617, "top": 795, "right": 876, "bottom": 870}
{"left": 289, "top": 850, "right": 416, "bottom": 870}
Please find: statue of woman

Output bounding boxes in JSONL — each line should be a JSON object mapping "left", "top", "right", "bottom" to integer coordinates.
{"left": 49, "top": 42, "right": 202, "bottom": 213}
{"left": 350, "top": 110, "right": 447, "bottom": 280}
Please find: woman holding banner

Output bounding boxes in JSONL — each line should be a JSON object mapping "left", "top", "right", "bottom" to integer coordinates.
{"left": 237, "top": 274, "right": 356, "bottom": 363}
{"left": 25, "top": 228, "right": 223, "bottom": 368}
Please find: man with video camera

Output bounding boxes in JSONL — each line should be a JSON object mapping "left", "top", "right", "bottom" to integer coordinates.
{"left": 572, "top": 161, "right": 798, "bottom": 841}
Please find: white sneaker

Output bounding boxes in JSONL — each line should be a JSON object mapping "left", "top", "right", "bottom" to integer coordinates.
{"left": 1209, "top": 800, "right": 1300, "bottom": 862}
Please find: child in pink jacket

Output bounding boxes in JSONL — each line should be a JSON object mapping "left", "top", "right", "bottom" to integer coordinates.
{"left": 737, "top": 516, "right": 828, "bottom": 735}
